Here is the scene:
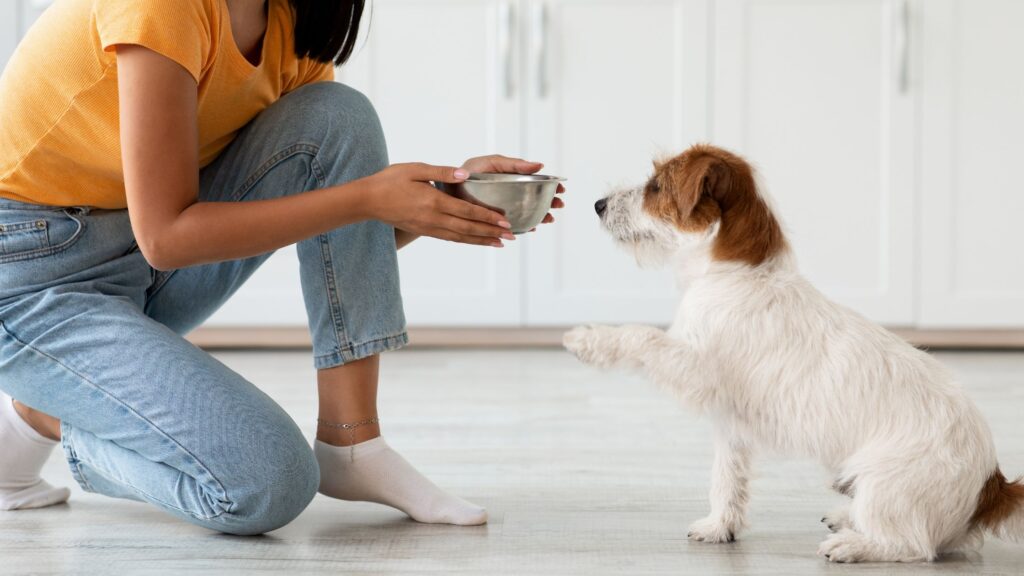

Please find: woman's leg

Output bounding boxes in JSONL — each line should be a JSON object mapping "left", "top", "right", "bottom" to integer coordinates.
{"left": 143, "top": 82, "right": 485, "bottom": 525}
{"left": 0, "top": 208, "right": 319, "bottom": 533}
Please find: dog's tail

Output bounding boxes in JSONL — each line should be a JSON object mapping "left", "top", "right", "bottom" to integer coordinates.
{"left": 972, "top": 467, "right": 1024, "bottom": 542}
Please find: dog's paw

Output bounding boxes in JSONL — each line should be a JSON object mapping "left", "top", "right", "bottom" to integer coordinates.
{"left": 563, "top": 325, "right": 620, "bottom": 369}
{"left": 818, "top": 529, "right": 869, "bottom": 563}
{"left": 821, "top": 506, "right": 851, "bottom": 533}
{"left": 687, "top": 516, "right": 737, "bottom": 544}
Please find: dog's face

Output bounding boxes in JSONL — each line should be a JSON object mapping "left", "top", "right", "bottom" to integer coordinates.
{"left": 595, "top": 144, "right": 785, "bottom": 268}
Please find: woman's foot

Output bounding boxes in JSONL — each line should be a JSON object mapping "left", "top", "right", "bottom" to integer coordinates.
{"left": 315, "top": 437, "right": 487, "bottom": 526}
{"left": 0, "top": 394, "right": 70, "bottom": 510}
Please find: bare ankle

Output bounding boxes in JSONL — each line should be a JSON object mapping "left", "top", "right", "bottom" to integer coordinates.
{"left": 12, "top": 401, "right": 61, "bottom": 442}
{"left": 316, "top": 420, "right": 380, "bottom": 447}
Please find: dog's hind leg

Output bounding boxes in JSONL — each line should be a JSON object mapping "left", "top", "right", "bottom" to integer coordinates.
{"left": 689, "top": 431, "right": 751, "bottom": 543}
{"left": 821, "top": 475, "right": 855, "bottom": 532}
{"left": 817, "top": 472, "right": 956, "bottom": 562}
{"left": 822, "top": 505, "right": 851, "bottom": 533}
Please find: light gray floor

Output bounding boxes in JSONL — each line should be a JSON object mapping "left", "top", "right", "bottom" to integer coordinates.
{"left": 3, "top": 349, "right": 1023, "bottom": 575}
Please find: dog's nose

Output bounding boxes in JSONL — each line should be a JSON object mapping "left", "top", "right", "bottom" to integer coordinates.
{"left": 594, "top": 198, "right": 608, "bottom": 217}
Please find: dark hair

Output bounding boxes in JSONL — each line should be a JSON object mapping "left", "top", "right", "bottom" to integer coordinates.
{"left": 289, "top": 0, "right": 366, "bottom": 66}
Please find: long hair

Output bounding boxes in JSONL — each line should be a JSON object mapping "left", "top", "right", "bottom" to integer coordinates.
{"left": 289, "top": 0, "right": 366, "bottom": 66}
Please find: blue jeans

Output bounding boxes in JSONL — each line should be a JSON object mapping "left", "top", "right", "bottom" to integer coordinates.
{"left": 0, "top": 83, "right": 407, "bottom": 535}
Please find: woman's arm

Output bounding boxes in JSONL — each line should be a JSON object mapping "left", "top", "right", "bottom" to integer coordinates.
{"left": 117, "top": 46, "right": 512, "bottom": 271}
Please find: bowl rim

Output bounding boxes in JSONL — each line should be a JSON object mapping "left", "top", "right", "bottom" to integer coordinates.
{"left": 465, "top": 172, "right": 566, "bottom": 183}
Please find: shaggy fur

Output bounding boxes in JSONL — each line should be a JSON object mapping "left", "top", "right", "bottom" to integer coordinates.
{"left": 565, "top": 144, "right": 1024, "bottom": 562}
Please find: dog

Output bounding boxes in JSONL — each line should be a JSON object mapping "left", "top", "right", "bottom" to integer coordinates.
{"left": 563, "top": 143, "right": 1024, "bottom": 562}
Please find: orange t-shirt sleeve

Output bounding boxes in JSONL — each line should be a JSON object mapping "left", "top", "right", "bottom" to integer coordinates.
{"left": 93, "top": 0, "right": 213, "bottom": 82}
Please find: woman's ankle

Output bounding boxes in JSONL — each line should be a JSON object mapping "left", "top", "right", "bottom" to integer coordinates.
{"left": 315, "top": 421, "right": 380, "bottom": 447}
{"left": 12, "top": 401, "right": 61, "bottom": 442}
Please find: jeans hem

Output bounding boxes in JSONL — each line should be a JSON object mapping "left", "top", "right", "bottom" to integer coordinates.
{"left": 313, "top": 332, "right": 408, "bottom": 370}
{"left": 60, "top": 423, "right": 94, "bottom": 493}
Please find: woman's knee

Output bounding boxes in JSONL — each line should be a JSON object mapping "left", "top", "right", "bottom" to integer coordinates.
{"left": 278, "top": 82, "right": 387, "bottom": 169}
{"left": 211, "top": 437, "right": 320, "bottom": 536}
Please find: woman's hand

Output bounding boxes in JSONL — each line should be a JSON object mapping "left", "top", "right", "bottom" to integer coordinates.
{"left": 460, "top": 155, "right": 566, "bottom": 228}
{"left": 365, "top": 162, "right": 515, "bottom": 247}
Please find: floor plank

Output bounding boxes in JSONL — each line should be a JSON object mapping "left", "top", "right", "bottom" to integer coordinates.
{"left": 3, "top": 349, "right": 1023, "bottom": 575}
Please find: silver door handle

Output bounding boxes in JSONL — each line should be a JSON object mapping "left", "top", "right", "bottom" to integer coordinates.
{"left": 499, "top": 2, "right": 516, "bottom": 99}
{"left": 533, "top": 3, "right": 549, "bottom": 99}
{"left": 896, "top": 0, "right": 910, "bottom": 94}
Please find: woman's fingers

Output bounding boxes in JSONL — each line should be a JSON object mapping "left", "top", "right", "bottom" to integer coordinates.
{"left": 428, "top": 227, "right": 505, "bottom": 247}
{"left": 438, "top": 214, "right": 515, "bottom": 241}
{"left": 437, "top": 193, "right": 511, "bottom": 228}
{"left": 462, "top": 154, "right": 544, "bottom": 175}
{"left": 403, "top": 162, "right": 469, "bottom": 184}
{"left": 551, "top": 197, "right": 565, "bottom": 209}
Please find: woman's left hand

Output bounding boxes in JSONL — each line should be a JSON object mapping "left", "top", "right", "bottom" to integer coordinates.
{"left": 461, "top": 155, "right": 565, "bottom": 228}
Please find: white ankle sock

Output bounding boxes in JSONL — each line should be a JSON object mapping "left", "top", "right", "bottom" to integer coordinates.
{"left": 315, "top": 437, "right": 486, "bottom": 526}
{"left": 0, "top": 394, "right": 70, "bottom": 510}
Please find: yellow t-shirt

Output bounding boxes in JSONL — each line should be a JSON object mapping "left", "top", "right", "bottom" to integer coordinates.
{"left": 0, "top": 0, "right": 334, "bottom": 209}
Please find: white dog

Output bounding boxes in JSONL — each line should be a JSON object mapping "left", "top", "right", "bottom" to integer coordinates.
{"left": 563, "top": 144, "right": 1023, "bottom": 563}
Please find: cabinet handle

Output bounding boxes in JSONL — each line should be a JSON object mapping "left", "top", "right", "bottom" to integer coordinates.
{"left": 499, "top": 2, "right": 516, "bottom": 99}
{"left": 533, "top": 2, "right": 549, "bottom": 99}
{"left": 896, "top": 0, "right": 910, "bottom": 94}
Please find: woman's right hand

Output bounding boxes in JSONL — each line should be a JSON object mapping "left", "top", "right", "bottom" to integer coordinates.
{"left": 363, "top": 163, "right": 515, "bottom": 247}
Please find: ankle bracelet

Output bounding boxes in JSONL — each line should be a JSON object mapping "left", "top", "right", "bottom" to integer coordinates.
{"left": 316, "top": 417, "right": 380, "bottom": 431}
{"left": 317, "top": 417, "right": 380, "bottom": 461}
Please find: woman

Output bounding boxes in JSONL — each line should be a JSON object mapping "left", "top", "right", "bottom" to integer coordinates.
{"left": 0, "top": 0, "right": 561, "bottom": 534}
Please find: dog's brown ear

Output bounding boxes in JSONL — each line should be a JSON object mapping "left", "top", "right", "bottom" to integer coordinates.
{"left": 698, "top": 147, "right": 786, "bottom": 266}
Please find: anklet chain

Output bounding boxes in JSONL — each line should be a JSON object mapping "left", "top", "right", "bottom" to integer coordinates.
{"left": 316, "top": 417, "right": 380, "bottom": 431}
{"left": 317, "top": 417, "right": 380, "bottom": 462}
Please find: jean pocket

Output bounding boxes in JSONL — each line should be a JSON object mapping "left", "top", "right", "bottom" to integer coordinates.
{"left": 0, "top": 208, "right": 85, "bottom": 264}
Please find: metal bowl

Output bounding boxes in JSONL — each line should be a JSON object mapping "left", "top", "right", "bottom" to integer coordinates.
{"left": 439, "top": 173, "right": 565, "bottom": 235}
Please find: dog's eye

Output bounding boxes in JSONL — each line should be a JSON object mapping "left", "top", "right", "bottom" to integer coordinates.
{"left": 645, "top": 179, "right": 661, "bottom": 194}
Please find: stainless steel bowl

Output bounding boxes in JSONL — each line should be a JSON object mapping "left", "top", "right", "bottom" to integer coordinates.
{"left": 439, "top": 173, "right": 565, "bottom": 235}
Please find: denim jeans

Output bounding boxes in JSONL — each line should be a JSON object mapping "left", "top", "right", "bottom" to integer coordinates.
{"left": 0, "top": 82, "right": 407, "bottom": 535}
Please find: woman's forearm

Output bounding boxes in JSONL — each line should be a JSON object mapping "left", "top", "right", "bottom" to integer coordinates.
{"left": 140, "top": 180, "right": 374, "bottom": 270}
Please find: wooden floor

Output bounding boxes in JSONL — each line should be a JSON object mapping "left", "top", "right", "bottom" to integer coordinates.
{"left": 3, "top": 349, "right": 1022, "bottom": 575}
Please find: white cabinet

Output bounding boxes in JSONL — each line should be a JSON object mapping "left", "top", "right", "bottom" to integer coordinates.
{"left": 919, "top": 0, "right": 1024, "bottom": 328}
{"left": 338, "top": 0, "right": 523, "bottom": 326}
{"left": 523, "top": 0, "right": 708, "bottom": 325}
{"left": 712, "top": 0, "right": 917, "bottom": 325}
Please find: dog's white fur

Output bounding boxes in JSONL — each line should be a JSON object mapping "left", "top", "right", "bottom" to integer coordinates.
{"left": 564, "top": 148, "right": 1022, "bottom": 562}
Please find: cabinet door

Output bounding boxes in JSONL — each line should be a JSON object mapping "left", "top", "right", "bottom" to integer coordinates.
{"left": 712, "top": 0, "right": 916, "bottom": 324}
{"left": 523, "top": 0, "right": 710, "bottom": 325}
{"left": 919, "top": 0, "right": 1024, "bottom": 328}
{"left": 339, "top": 0, "right": 523, "bottom": 326}
{"left": 209, "top": 0, "right": 523, "bottom": 326}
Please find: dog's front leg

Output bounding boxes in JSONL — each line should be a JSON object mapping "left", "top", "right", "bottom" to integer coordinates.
{"left": 563, "top": 324, "right": 666, "bottom": 370}
{"left": 689, "top": 432, "right": 751, "bottom": 543}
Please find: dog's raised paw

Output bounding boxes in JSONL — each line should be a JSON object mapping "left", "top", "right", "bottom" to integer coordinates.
{"left": 687, "top": 517, "right": 736, "bottom": 544}
{"left": 562, "top": 325, "right": 617, "bottom": 368}
{"left": 562, "top": 325, "right": 592, "bottom": 356}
